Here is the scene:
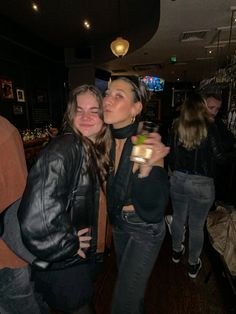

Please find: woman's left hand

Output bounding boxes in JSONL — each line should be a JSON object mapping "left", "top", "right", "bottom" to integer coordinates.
{"left": 77, "top": 228, "right": 92, "bottom": 259}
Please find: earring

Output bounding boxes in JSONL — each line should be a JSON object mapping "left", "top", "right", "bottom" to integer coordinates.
{"left": 131, "top": 116, "right": 136, "bottom": 124}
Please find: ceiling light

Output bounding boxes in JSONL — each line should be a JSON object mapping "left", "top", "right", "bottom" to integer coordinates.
{"left": 110, "top": 0, "right": 129, "bottom": 58}
{"left": 83, "top": 20, "right": 91, "bottom": 30}
{"left": 32, "top": 2, "right": 39, "bottom": 12}
{"left": 110, "top": 37, "right": 129, "bottom": 58}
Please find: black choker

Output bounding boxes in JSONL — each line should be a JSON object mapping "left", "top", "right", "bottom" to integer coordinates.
{"left": 110, "top": 123, "right": 138, "bottom": 139}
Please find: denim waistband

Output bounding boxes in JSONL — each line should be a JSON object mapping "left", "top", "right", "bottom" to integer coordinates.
{"left": 174, "top": 171, "right": 213, "bottom": 183}
{"left": 176, "top": 169, "right": 206, "bottom": 176}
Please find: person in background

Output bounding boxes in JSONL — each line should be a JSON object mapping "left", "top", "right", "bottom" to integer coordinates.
{"left": 103, "top": 76, "right": 170, "bottom": 314}
{"left": 165, "top": 92, "right": 236, "bottom": 236}
{"left": 204, "top": 92, "right": 236, "bottom": 207}
{"left": 18, "top": 85, "right": 112, "bottom": 314}
{"left": 167, "top": 93, "right": 232, "bottom": 279}
{"left": 204, "top": 92, "right": 222, "bottom": 117}
{"left": 0, "top": 116, "right": 45, "bottom": 314}
{"left": 204, "top": 92, "right": 235, "bottom": 150}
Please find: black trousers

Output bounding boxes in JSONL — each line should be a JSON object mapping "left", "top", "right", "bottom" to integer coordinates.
{"left": 32, "top": 263, "right": 94, "bottom": 312}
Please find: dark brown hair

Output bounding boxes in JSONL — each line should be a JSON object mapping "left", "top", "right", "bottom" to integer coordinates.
{"left": 112, "top": 76, "right": 150, "bottom": 108}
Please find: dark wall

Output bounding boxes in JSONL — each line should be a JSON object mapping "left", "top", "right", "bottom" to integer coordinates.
{"left": 0, "top": 36, "right": 66, "bottom": 131}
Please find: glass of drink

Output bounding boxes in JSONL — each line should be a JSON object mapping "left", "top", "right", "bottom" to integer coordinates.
{"left": 130, "top": 121, "right": 159, "bottom": 164}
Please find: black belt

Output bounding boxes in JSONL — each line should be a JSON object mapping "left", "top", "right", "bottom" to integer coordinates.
{"left": 121, "top": 211, "right": 144, "bottom": 223}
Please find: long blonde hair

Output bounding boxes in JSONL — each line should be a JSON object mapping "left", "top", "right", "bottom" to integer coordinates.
{"left": 174, "top": 93, "right": 213, "bottom": 150}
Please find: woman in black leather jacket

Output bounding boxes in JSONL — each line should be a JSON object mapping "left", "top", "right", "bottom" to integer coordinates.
{"left": 18, "top": 85, "right": 112, "bottom": 314}
{"left": 167, "top": 93, "right": 230, "bottom": 279}
{"left": 103, "top": 76, "right": 170, "bottom": 314}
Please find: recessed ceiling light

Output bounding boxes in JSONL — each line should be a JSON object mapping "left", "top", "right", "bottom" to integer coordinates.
{"left": 32, "top": 2, "right": 39, "bottom": 12}
{"left": 83, "top": 20, "right": 91, "bottom": 30}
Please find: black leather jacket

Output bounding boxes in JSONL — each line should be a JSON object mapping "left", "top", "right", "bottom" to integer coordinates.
{"left": 167, "top": 124, "right": 232, "bottom": 178}
{"left": 18, "top": 130, "right": 100, "bottom": 269}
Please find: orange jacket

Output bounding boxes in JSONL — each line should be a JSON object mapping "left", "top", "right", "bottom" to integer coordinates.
{"left": 0, "top": 116, "right": 27, "bottom": 268}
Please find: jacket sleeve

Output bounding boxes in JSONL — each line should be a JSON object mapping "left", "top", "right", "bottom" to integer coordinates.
{"left": 18, "top": 147, "right": 79, "bottom": 263}
{"left": 215, "top": 117, "right": 236, "bottom": 152}
{"left": 209, "top": 125, "right": 236, "bottom": 164}
{"left": 131, "top": 166, "right": 170, "bottom": 223}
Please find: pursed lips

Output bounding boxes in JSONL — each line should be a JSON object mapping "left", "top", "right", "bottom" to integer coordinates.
{"left": 104, "top": 109, "right": 112, "bottom": 113}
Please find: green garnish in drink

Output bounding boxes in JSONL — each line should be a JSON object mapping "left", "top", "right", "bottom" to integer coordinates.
{"left": 134, "top": 134, "right": 147, "bottom": 145}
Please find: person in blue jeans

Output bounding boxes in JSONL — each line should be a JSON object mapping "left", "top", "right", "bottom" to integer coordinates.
{"left": 0, "top": 116, "right": 47, "bottom": 314}
{"left": 167, "top": 93, "right": 234, "bottom": 278}
{"left": 103, "top": 76, "right": 170, "bottom": 314}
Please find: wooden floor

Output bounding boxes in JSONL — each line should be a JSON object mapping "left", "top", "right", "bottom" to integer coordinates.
{"left": 93, "top": 231, "right": 236, "bottom": 314}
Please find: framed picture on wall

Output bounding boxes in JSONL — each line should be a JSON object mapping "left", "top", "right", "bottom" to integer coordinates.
{"left": 0, "top": 79, "right": 14, "bottom": 99}
{"left": 13, "top": 104, "right": 23, "bottom": 115}
{"left": 16, "top": 89, "right": 25, "bottom": 102}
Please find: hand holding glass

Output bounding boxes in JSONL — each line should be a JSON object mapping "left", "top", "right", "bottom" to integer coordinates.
{"left": 130, "top": 121, "right": 159, "bottom": 164}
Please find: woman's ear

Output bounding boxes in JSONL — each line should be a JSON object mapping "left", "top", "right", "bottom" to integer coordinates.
{"left": 132, "top": 101, "right": 143, "bottom": 117}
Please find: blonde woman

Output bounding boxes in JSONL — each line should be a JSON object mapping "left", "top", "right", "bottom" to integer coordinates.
{"left": 168, "top": 93, "right": 226, "bottom": 278}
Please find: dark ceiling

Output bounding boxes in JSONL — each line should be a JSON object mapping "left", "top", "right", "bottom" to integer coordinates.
{"left": 2, "top": 0, "right": 235, "bottom": 82}
{"left": 0, "top": 0, "right": 160, "bottom": 64}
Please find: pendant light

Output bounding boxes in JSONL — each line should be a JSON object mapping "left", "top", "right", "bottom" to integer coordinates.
{"left": 110, "top": 0, "right": 129, "bottom": 58}
{"left": 110, "top": 37, "right": 129, "bottom": 58}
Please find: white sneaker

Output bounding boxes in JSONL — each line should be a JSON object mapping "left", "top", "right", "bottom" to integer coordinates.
{"left": 188, "top": 258, "right": 202, "bottom": 278}
{"left": 172, "top": 244, "right": 185, "bottom": 263}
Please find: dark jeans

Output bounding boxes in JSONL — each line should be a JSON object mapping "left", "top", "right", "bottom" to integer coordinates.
{"left": 0, "top": 266, "right": 47, "bottom": 314}
{"left": 111, "top": 211, "right": 166, "bottom": 314}
{"left": 170, "top": 171, "right": 215, "bottom": 265}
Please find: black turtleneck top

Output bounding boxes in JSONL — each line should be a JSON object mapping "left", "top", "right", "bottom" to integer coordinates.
{"left": 106, "top": 123, "right": 169, "bottom": 223}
